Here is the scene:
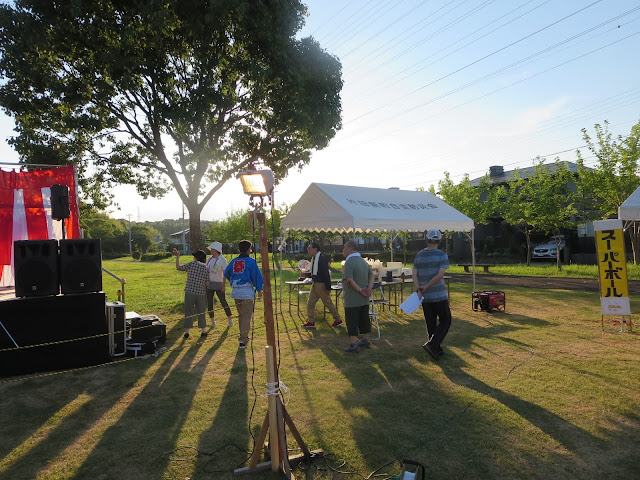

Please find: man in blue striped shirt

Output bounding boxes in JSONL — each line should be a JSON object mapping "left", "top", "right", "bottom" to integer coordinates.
{"left": 412, "top": 230, "right": 451, "bottom": 360}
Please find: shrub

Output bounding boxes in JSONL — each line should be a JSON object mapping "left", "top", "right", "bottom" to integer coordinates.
{"left": 140, "top": 252, "right": 172, "bottom": 262}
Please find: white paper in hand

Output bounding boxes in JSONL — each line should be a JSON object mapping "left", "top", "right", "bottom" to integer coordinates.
{"left": 400, "top": 292, "right": 422, "bottom": 314}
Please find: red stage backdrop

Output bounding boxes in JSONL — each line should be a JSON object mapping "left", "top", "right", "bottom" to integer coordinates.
{"left": 0, "top": 165, "right": 80, "bottom": 286}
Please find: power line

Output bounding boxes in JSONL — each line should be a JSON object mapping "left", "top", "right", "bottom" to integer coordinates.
{"left": 338, "top": 29, "right": 640, "bottom": 154}
{"left": 346, "top": 0, "right": 610, "bottom": 126}
{"left": 348, "top": 0, "right": 550, "bottom": 102}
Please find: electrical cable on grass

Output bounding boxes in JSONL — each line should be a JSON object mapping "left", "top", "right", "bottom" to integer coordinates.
{"left": 157, "top": 443, "right": 252, "bottom": 474}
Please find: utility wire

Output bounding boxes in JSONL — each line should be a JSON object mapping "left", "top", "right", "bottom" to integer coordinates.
{"left": 346, "top": 0, "right": 611, "bottom": 126}
{"left": 348, "top": 0, "right": 553, "bottom": 102}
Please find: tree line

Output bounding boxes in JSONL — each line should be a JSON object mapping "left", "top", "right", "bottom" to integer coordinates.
{"left": 432, "top": 119, "right": 640, "bottom": 268}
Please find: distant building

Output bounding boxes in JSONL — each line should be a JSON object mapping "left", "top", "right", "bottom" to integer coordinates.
{"left": 468, "top": 162, "right": 592, "bottom": 263}
{"left": 169, "top": 229, "right": 190, "bottom": 252}
{"left": 469, "top": 162, "right": 581, "bottom": 186}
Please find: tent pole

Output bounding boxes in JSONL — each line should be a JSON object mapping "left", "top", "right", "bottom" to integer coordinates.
{"left": 390, "top": 231, "right": 394, "bottom": 263}
{"left": 471, "top": 228, "right": 476, "bottom": 292}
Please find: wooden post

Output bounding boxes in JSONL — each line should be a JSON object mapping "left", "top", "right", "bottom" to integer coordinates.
{"left": 234, "top": 209, "right": 317, "bottom": 479}
{"left": 265, "top": 346, "right": 280, "bottom": 471}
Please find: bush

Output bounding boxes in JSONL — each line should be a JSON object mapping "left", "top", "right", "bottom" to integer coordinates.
{"left": 140, "top": 252, "right": 172, "bottom": 262}
{"left": 101, "top": 252, "right": 129, "bottom": 260}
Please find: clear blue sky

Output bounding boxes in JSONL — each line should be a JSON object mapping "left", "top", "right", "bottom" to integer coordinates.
{"left": 1, "top": 0, "right": 639, "bottom": 221}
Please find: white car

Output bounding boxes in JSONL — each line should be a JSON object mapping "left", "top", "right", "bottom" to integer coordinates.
{"left": 532, "top": 235, "right": 566, "bottom": 259}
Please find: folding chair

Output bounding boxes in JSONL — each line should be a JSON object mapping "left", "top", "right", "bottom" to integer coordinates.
{"left": 369, "top": 283, "right": 392, "bottom": 340}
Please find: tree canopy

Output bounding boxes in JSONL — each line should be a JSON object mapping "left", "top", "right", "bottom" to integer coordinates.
{"left": 0, "top": 0, "right": 343, "bottom": 249}
{"left": 429, "top": 172, "right": 498, "bottom": 226}
{"left": 576, "top": 119, "right": 640, "bottom": 220}
{"left": 498, "top": 159, "right": 577, "bottom": 268}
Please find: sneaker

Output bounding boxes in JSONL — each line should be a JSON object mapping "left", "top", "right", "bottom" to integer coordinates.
{"left": 302, "top": 322, "right": 316, "bottom": 329}
{"left": 358, "top": 338, "right": 371, "bottom": 349}
{"left": 344, "top": 343, "right": 359, "bottom": 353}
{"left": 200, "top": 332, "right": 208, "bottom": 338}
{"left": 228, "top": 317, "right": 234, "bottom": 327}
{"left": 331, "top": 319, "right": 344, "bottom": 327}
{"left": 211, "top": 320, "right": 216, "bottom": 328}
{"left": 183, "top": 333, "right": 189, "bottom": 339}
{"left": 239, "top": 342, "right": 247, "bottom": 349}
{"left": 422, "top": 342, "right": 439, "bottom": 361}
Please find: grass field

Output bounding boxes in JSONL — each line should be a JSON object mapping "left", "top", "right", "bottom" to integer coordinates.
{"left": 0, "top": 259, "right": 639, "bottom": 479}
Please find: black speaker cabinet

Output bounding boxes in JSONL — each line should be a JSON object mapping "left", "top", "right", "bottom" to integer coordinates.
{"left": 14, "top": 240, "right": 59, "bottom": 297}
{"left": 50, "top": 184, "right": 70, "bottom": 220}
{"left": 0, "top": 292, "right": 110, "bottom": 377}
{"left": 59, "top": 239, "right": 102, "bottom": 294}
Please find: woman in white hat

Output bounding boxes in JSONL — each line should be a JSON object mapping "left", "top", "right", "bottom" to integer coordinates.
{"left": 206, "top": 241, "right": 234, "bottom": 327}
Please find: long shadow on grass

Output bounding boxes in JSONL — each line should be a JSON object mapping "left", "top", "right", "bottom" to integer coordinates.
{"left": 0, "top": 319, "right": 192, "bottom": 480}
{"left": 438, "top": 350, "right": 607, "bottom": 466}
{"left": 307, "top": 310, "right": 559, "bottom": 473}
{"left": 193, "top": 347, "right": 251, "bottom": 476}
{"left": 275, "top": 308, "right": 345, "bottom": 446}
{"left": 67, "top": 327, "right": 229, "bottom": 479}
{"left": 317, "top": 343, "right": 447, "bottom": 470}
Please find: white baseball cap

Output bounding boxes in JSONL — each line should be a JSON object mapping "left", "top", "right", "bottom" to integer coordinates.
{"left": 426, "top": 230, "right": 442, "bottom": 241}
{"left": 208, "top": 241, "right": 223, "bottom": 253}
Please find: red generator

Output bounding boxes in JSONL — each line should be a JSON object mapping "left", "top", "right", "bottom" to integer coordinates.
{"left": 472, "top": 291, "right": 506, "bottom": 312}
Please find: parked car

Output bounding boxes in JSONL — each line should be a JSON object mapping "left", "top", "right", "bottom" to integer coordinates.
{"left": 532, "top": 235, "right": 566, "bottom": 259}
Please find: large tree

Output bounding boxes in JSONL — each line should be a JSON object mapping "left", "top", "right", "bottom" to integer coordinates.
{"left": 0, "top": 0, "right": 343, "bottom": 249}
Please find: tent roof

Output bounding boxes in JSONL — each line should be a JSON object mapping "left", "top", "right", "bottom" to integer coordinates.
{"left": 619, "top": 185, "right": 640, "bottom": 220}
{"left": 281, "top": 183, "right": 474, "bottom": 233}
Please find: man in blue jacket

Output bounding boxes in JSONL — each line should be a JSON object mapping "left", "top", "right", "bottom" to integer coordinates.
{"left": 224, "top": 240, "right": 263, "bottom": 349}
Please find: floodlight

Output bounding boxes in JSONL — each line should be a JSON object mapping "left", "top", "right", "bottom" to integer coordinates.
{"left": 238, "top": 169, "right": 274, "bottom": 197}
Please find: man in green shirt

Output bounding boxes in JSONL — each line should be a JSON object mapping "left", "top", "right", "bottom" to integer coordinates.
{"left": 341, "top": 241, "right": 375, "bottom": 353}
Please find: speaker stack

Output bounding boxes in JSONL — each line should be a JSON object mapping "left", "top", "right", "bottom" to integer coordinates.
{"left": 13, "top": 239, "right": 102, "bottom": 298}
{"left": 0, "top": 239, "right": 109, "bottom": 377}
{"left": 59, "top": 239, "right": 102, "bottom": 294}
{"left": 14, "top": 240, "right": 60, "bottom": 297}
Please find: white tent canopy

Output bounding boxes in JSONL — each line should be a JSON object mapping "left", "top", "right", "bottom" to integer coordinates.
{"left": 619, "top": 185, "right": 640, "bottom": 220}
{"left": 281, "top": 183, "right": 474, "bottom": 233}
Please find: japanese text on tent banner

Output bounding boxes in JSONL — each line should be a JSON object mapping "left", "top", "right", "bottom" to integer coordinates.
{"left": 595, "top": 221, "right": 630, "bottom": 316}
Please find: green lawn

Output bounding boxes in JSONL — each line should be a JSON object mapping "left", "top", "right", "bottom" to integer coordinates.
{"left": 0, "top": 259, "right": 638, "bottom": 479}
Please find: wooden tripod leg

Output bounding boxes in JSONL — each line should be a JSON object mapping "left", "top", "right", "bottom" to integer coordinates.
{"left": 282, "top": 405, "right": 311, "bottom": 456}
{"left": 276, "top": 397, "right": 294, "bottom": 479}
{"left": 249, "top": 412, "right": 270, "bottom": 468}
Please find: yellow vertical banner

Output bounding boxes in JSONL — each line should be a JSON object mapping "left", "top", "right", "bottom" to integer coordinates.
{"left": 594, "top": 219, "right": 630, "bottom": 316}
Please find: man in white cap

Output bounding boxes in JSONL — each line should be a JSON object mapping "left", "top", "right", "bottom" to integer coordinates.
{"left": 206, "top": 241, "right": 234, "bottom": 327}
{"left": 412, "top": 230, "right": 451, "bottom": 360}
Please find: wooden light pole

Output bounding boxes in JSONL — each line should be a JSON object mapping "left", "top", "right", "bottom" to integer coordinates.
{"left": 234, "top": 171, "right": 316, "bottom": 479}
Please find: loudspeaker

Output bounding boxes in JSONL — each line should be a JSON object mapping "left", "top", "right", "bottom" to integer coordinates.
{"left": 14, "top": 240, "right": 59, "bottom": 297}
{"left": 59, "top": 239, "right": 102, "bottom": 294}
{"left": 0, "top": 292, "right": 110, "bottom": 377}
{"left": 50, "top": 184, "right": 70, "bottom": 220}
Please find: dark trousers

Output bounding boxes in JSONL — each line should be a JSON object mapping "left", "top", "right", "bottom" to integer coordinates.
{"left": 422, "top": 299, "right": 451, "bottom": 349}
{"left": 206, "top": 289, "right": 232, "bottom": 319}
{"left": 344, "top": 304, "right": 371, "bottom": 337}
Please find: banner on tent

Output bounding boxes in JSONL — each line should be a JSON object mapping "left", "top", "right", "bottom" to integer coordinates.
{"left": 0, "top": 165, "right": 80, "bottom": 287}
{"left": 594, "top": 219, "right": 630, "bottom": 316}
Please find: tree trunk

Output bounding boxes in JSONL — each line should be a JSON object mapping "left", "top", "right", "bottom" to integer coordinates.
{"left": 187, "top": 202, "right": 205, "bottom": 251}
{"left": 525, "top": 229, "right": 532, "bottom": 267}
{"left": 556, "top": 238, "right": 563, "bottom": 272}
